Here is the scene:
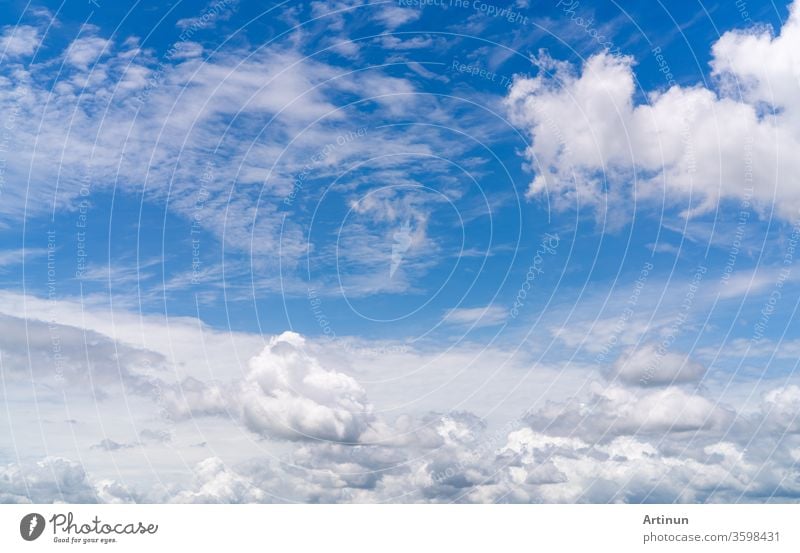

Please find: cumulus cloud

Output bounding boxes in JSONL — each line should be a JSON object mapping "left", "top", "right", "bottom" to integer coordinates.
{"left": 94, "top": 480, "right": 138, "bottom": 504}
{"left": 168, "top": 385, "right": 800, "bottom": 503}
{"left": 8, "top": 374, "right": 800, "bottom": 504}
{"left": 762, "top": 385, "right": 800, "bottom": 433}
{"left": 165, "top": 332, "right": 374, "bottom": 443}
{"left": 65, "top": 35, "right": 111, "bottom": 69}
{"left": 241, "top": 332, "right": 373, "bottom": 442}
{"left": 505, "top": 2, "right": 800, "bottom": 221}
{"left": 0, "top": 25, "right": 40, "bottom": 58}
{"left": 498, "top": 430, "right": 748, "bottom": 502}
{"left": 0, "top": 457, "right": 100, "bottom": 503}
{"left": 2, "top": 295, "right": 799, "bottom": 504}
{"left": 611, "top": 344, "right": 707, "bottom": 386}
{"left": 527, "top": 382, "right": 733, "bottom": 439}
{"left": 170, "top": 458, "right": 266, "bottom": 503}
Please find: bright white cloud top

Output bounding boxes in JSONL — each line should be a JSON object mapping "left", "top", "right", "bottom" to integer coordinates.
{"left": 505, "top": 3, "right": 800, "bottom": 221}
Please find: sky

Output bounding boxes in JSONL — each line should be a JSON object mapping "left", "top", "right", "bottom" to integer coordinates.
{"left": 2, "top": 0, "right": 800, "bottom": 503}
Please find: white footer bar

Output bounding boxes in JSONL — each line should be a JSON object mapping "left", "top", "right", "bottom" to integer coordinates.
{"left": 1, "top": 504, "right": 797, "bottom": 552}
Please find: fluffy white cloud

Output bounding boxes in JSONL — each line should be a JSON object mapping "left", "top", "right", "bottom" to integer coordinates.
{"left": 498, "top": 431, "right": 748, "bottom": 502}
{"left": 505, "top": 2, "right": 800, "bottom": 221}
{"left": 93, "top": 479, "right": 138, "bottom": 503}
{"left": 0, "top": 457, "right": 100, "bottom": 503}
{"left": 3, "top": 293, "right": 800, "bottom": 504}
{"left": 164, "top": 332, "right": 374, "bottom": 442}
{"left": 527, "top": 382, "right": 733, "bottom": 438}
{"left": 65, "top": 35, "right": 111, "bottom": 69}
{"left": 611, "top": 344, "right": 706, "bottom": 386}
{"left": 240, "top": 332, "right": 373, "bottom": 442}
{"left": 170, "top": 458, "right": 265, "bottom": 503}
{"left": 8, "top": 375, "right": 800, "bottom": 503}
{"left": 762, "top": 385, "right": 800, "bottom": 433}
{"left": 0, "top": 25, "right": 40, "bottom": 58}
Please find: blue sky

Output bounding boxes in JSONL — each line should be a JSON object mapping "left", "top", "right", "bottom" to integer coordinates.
{"left": 2, "top": 0, "right": 800, "bottom": 503}
{"left": 4, "top": 0, "right": 796, "bottom": 342}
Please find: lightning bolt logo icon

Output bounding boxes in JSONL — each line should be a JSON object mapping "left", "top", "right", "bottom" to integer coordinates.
{"left": 20, "top": 513, "right": 45, "bottom": 541}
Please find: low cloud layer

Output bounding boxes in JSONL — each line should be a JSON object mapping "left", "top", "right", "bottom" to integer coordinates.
{"left": 6, "top": 342, "right": 800, "bottom": 503}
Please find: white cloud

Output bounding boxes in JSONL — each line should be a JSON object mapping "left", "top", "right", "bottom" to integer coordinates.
{"left": 716, "top": 266, "right": 797, "bottom": 300}
{"left": 162, "top": 331, "right": 374, "bottom": 442}
{"left": 443, "top": 305, "right": 507, "bottom": 327}
{"left": 505, "top": 2, "right": 800, "bottom": 222}
{"left": 762, "top": 385, "right": 800, "bottom": 433}
{"left": 163, "top": 377, "right": 230, "bottom": 420}
{"left": 65, "top": 35, "right": 110, "bottom": 69}
{"left": 0, "top": 312, "right": 166, "bottom": 396}
{"left": 6, "top": 366, "right": 800, "bottom": 503}
{"left": 0, "top": 27, "right": 483, "bottom": 298}
{"left": 0, "top": 457, "right": 100, "bottom": 503}
{"left": 374, "top": 6, "right": 421, "bottom": 29}
{"left": 0, "top": 25, "right": 40, "bottom": 58}
{"left": 0, "top": 248, "right": 46, "bottom": 267}
{"left": 240, "top": 332, "right": 373, "bottom": 442}
{"left": 0, "top": 290, "right": 264, "bottom": 385}
{"left": 611, "top": 343, "right": 707, "bottom": 386}
{"left": 3, "top": 289, "right": 800, "bottom": 503}
{"left": 94, "top": 479, "right": 138, "bottom": 503}
{"left": 498, "top": 431, "right": 747, "bottom": 502}
{"left": 170, "top": 458, "right": 265, "bottom": 503}
{"left": 528, "top": 382, "right": 733, "bottom": 438}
